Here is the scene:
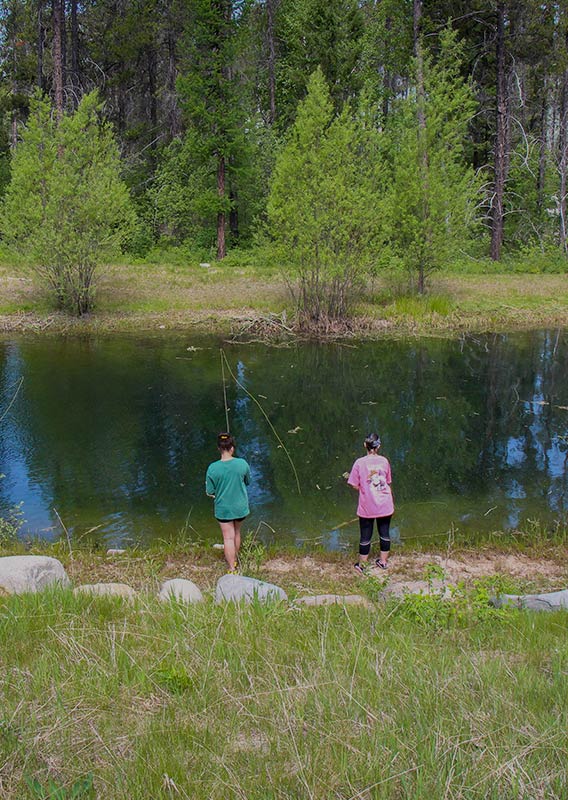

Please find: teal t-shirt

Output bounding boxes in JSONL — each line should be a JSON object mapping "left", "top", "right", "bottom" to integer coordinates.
{"left": 205, "top": 457, "right": 251, "bottom": 520}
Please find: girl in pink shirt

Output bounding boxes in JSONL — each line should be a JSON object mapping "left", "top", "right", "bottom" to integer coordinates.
{"left": 347, "top": 432, "right": 394, "bottom": 573}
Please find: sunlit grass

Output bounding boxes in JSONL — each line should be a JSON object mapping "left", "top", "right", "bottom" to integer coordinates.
{"left": 0, "top": 251, "right": 568, "bottom": 332}
{"left": 384, "top": 293, "right": 455, "bottom": 318}
{"left": 0, "top": 585, "right": 567, "bottom": 799}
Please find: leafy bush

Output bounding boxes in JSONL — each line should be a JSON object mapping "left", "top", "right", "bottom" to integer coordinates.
{"left": 1, "top": 92, "right": 135, "bottom": 315}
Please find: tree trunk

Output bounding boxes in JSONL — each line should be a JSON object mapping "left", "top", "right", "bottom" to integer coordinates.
{"left": 229, "top": 185, "right": 239, "bottom": 243}
{"left": 10, "top": 111, "right": 18, "bottom": 149}
{"left": 414, "top": 0, "right": 428, "bottom": 295}
{"left": 537, "top": 79, "right": 547, "bottom": 212}
{"left": 165, "top": 12, "right": 181, "bottom": 139}
{"left": 37, "top": 0, "right": 44, "bottom": 90}
{"left": 490, "top": 1, "right": 508, "bottom": 261}
{"left": 266, "top": 0, "right": 277, "bottom": 124}
{"left": 52, "top": 0, "right": 64, "bottom": 119}
{"left": 413, "top": 0, "right": 426, "bottom": 138}
{"left": 61, "top": 0, "right": 67, "bottom": 90}
{"left": 217, "top": 155, "right": 226, "bottom": 260}
{"left": 382, "top": 14, "right": 392, "bottom": 121}
{"left": 70, "top": 0, "right": 79, "bottom": 100}
{"left": 147, "top": 44, "right": 158, "bottom": 153}
{"left": 559, "top": 66, "right": 568, "bottom": 253}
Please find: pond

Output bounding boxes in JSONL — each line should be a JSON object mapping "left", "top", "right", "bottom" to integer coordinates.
{"left": 0, "top": 331, "right": 566, "bottom": 549}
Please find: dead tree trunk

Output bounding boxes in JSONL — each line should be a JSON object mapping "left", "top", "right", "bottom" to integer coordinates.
{"left": 490, "top": 1, "right": 509, "bottom": 261}
{"left": 559, "top": 65, "right": 568, "bottom": 253}
{"left": 52, "top": 0, "right": 64, "bottom": 119}
{"left": 537, "top": 79, "right": 547, "bottom": 212}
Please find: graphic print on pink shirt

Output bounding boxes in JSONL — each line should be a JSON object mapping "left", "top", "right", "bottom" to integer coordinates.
{"left": 347, "top": 454, "right": 394, "bottom": 518}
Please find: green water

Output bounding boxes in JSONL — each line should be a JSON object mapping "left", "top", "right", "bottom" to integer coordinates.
{"left": 0, "top": 331, "right": 566, "bottom": 548}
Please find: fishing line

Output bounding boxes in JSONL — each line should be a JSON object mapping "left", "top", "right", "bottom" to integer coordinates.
{"left": 0, "top": 376, "right": 24, "bottom": 424}
{"left": 220, "top": 348, "right": 302, "bottom": 495}
{"left": 220, "top": 348, "right": 230, "bottom": 432}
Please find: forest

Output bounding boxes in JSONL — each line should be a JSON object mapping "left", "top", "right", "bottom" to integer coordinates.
{"left": 0, "top": 1, "right": 568, "bottom": 318}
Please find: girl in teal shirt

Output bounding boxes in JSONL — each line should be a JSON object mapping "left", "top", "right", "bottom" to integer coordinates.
{"left": 206, "top": 432, "right": 251, "bottom": 573}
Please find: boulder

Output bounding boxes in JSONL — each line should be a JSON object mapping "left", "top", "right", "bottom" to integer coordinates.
{"left": 216, "top": 574, "right": 287, "bottom": 604}
{"left": 295, "top": 594, "right": 373, "bottom": 609}
{"left": 74, "top": 583, "right": 137, "bottom": 599}
{"left": 491, "top": 589, "right": 568, "bottom": 612}
{"left": 0, "top": 555, "right": 70, "bottom": 595}
{"left": 158, "top": 579, "right": 203, "bottom": 604}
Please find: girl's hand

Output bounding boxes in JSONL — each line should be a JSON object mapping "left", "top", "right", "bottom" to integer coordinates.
{"left": 342, "top": 471, "right": 349, "bottom": 480}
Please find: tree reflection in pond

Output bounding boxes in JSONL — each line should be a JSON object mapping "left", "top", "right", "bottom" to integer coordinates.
{"left": 0, "top": 331, "right": 566, "bottom": 548}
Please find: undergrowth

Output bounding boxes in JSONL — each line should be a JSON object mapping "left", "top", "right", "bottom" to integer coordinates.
{"left": 0, "top": 588, "right": 566, "bottom": 799}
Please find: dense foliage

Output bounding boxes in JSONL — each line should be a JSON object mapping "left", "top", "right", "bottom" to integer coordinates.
{"left": 1, "top": 1, "right": 568, "bottom": 313}
{"left": 1, "top": 91, "right": 134, "bottom": 314}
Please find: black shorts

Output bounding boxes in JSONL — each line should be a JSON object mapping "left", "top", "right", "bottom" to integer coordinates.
{"left": 216, "top": 516, "right": 246, "bottom": 523}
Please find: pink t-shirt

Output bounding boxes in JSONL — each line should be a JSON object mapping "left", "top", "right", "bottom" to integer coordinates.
{"left": 348, "top": 454, "right": 394, "bottom": 518}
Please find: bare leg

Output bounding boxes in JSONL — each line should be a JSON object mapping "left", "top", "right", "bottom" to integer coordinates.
{"left": 219, "top": 521, "right": 237, "bottom": 571}
{"left": 233, "top": 519, "right": 242, "bottom": 567}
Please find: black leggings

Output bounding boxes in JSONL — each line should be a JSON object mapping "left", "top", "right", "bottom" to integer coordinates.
{"left": 359, "top": 515, "right": 392, "bottom": 556}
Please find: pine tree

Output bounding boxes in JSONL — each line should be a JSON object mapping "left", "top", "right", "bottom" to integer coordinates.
{"left": 275, "top": 0, "right": 364, "bottom": 125}
{"left": 267, "top": 68, "right": 381, "bottom": 328}
{"left": 175, "top": 0, "right": 250, "bottom": 259}
{"left": 383, "top": 29, "right": 479, "bottom": 292}
{"left": 1, "top": 91, "right": 135, "bottom": 314}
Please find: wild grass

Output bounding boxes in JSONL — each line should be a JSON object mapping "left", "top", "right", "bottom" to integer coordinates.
{"left": 383, "top": 292, "right": 454, "bottom": 319}
{"left": 1, "top": 249, "right": 568, "bottom": 334}
{"left": 0, "top": 585, "right": 567, "bottom": 799}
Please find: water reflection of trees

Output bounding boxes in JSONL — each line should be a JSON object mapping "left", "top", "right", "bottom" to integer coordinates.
{"left": 0, "top": 332, "right": 566, "bottom": 543}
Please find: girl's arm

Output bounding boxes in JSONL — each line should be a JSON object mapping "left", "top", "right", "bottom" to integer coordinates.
{"left": 205, "top": 470, "right": 216, "bottom": 498}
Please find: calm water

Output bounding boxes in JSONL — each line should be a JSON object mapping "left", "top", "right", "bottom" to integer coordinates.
{"left": 0, "top": 331, "right": 566, "bottom": 549}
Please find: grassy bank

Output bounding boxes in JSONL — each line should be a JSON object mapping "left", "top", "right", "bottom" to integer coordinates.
{"left": 1, "top": 579, "right": 567, "bottom": 798}
{"left": 1, "top": 538, "right": 567, "bottom": 798}
{"left": 1, "top": 254, "right": 567, "bottom": 335}
{"left": 2, "top": 522, "right": 568, "bottom": 598}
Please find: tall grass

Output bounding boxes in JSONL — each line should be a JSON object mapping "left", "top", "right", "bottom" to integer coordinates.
{"left": 1, "top": 587, "right": 567, "bottom": 799}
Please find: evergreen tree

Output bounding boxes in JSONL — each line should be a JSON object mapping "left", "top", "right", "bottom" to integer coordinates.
{"left": 383, "top": 29, "right": 479, "bottom": 292}
{"left": 360, "top": 0, "right": 413, "bottom": 120}
{"left": 175, "top": 0, "right": 250, "bottom": 259}
{"left": 1, "top": 91, "right": 135, "bottom": 314}
{"left": 275, "top": 0, "right": 364, "bottom": 125}
{"left": 267, "top": 68, "right": 382, "bottom": 327}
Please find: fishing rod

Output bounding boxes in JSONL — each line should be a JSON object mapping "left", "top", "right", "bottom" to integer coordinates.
{"left": 219, "top": 348, "right": 302, "bottom": 495}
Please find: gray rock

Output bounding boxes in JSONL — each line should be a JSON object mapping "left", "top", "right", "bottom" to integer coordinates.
{"left": 0, "top": 555, "right": 71, "bottom": 595}
{"left": 106, "top": 548, "right": 126, "bottom": 556}
{"left": 158, "top": 578, "right": 203, "bottom": 604}
{"left": 216, "top": 574, "right": 287, "bottom": 604}
{"left": 295, "top": 594, "right": 373, "bottom": 609}
{"left": 491, "top": 588, "right": 568, "bottom": 612}
{"left": 74, "top": 582, "right": 137, "bottom": 599}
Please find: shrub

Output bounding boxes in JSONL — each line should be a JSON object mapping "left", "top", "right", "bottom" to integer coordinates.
{"left": 1, "top": 92, "right": 135, "bottom": 315}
